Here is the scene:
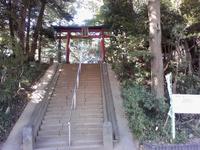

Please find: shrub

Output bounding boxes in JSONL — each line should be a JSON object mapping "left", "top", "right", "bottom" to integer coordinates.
{"left": 0, "top": 62, "right": 49, "bottom": 142}
{"left": 176, "top": 74, "right": 200, "bottom": 94}
{"left": 122, "top": 82, "right": 171, "bottom": 142}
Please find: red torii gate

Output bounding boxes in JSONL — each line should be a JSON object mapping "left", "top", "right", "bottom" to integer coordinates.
{"left": 53, "top": 25, "right": 110, "bottom": 63}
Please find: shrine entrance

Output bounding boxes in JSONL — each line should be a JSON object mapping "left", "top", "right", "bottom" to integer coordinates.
{"left": 53, "top": 25, "right": 110, "bottom": 63}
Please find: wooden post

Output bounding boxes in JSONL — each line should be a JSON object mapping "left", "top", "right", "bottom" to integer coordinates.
{"left": 66, "top": 32, "right": 71, "bottom": 64}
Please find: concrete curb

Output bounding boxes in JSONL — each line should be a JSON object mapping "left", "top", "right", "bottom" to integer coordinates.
{"left": 2, "top": 63, "right": 59, "bottom": 150}
{"left": 107, "top": 64, "right": 139, "bottom": 150}
{"left": 143, "top": 142, "right": 200, "bottom": 150}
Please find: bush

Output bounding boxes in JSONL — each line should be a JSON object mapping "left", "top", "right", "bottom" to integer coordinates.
{"left": 122, "top": 82, "right": 171, "bottom": 142}
{"left": 0, "top": 62, "right": 49, "bottom": 142}
{"left": 176, "top": 74, "right": 200, "bottom": 94}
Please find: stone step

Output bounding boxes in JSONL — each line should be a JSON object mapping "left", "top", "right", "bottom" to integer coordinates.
{"left": 53, "top": 92, "right": 101, "bottom": 96}
{"left": 46, "top": 108, "right": 103, "bottom": 114}
{"left": 47, "top": 105, "right": 102, "bottom": 109}
{"left": 38, "top": 129, "right": 102, "bottom": 137}
{"left": 35, "top": 145, "right": 103, "bottom": 150}
{"left": 79, "top": 79, "right": 101, "bottom": 82}
{"left": 44, "top": 112, "right": 103, "bottom": 119}
{"left": 45, "top": 109, "right": 103, "bottom": 116}
{"left": 49, "top": 101, "right": 102, "bottom": 106}
{"left": 42, "top": 117, "right": 103, "bottom": 124}
{"left": 41, "top": 120, "right": 103, "bottom": 128}
{"left": 46, "top": 105, "right": 103, "bottom": 112}
{"left": 53, "top": 91, "right": 101, "bottom": 94}
{"left": 56, "top": 80, "right": 100, "bottom": 83}
{"left": 38, "top": 130, "right": 103, "bottom": 137}
{"left": 49, "top": 98, "right": 102, "bottom": 103}
{"left": 45, "top": 108, "right": 103, "bottom": 115}
{"left": 43, "top": 115, "right": 103, "bottom": 121}
{"left": 52, "top": 90, "right": 101, "bottom": 97}
{"left": 48, "top": 102, "right": 102, "bottom": 108}
{"left": 44, "top": 112, "right": 103, "bottom": 120}
{"left": 46, "top": 105, "right": 103, "bottom": 110}
{"left": 44, "top": 109, "right": 102, "bottom": 115}
{"left": 40, "top": 121, "right": 103, "bottom": 128}
{"left": 36, "top": 134, "right": 102, "bottom": 142}
{"left": 37, "top": 132, "right": 102, "bottom": 139}
{"left": 50, "top": 97, "right": 102, "bottom": 102}
{"left": 36, "top": 138, "right": 102, "bottom": 148}
{"left": 48, "top": 103, "right": 102, "bottom": 107}
{"left": 40, "top": 122, "right": 103, "bottom": 130}
{"left": 49, "top": 99, "right": 102, "bottom": 104}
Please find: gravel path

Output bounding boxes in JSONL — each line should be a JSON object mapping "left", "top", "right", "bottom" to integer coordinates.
{"left": 107, "top": 64, "right": 139, "bottom": 150}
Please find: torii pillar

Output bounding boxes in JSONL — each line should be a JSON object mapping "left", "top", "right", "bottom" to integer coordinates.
{"left": 66, "top": 32, "right": 71, "bottom": 63}
{"left": 57, "top": 32, "right": 62, "bottom": 63}
{"left": 100, "top": 31, "right": 105, "bottom": 62}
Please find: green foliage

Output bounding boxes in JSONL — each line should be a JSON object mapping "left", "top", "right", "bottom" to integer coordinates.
{"left": 160, "top": 1, "right": 185, "bottom": 40}
{"left": 102, "top": 0, "right": 136, "bottom": 35}
{"left": 0, "top": 112, "right": 11, "bottom": 139}
{"left": 180, "top": 0, "right": 200, "bottom": 24}
{"left": 122, "top": 83, "right": 170, "bottom": 142}
{"left": 0, "top": 62, "right": 48, "bottom": 107}
{"left": 103, "top": 0, "right": 184, "bottom": 87}
{"left": 180, "top": 0, "right": 200, "bottom": 35}
{"left": 0, "top": 34, "right": 26, "bottom": 105}
{"left": 107, "top": 35, "right": 151, "bottom": 85}
{"left": 0, "top": 33, "right": 25, "bottom": 66}
{"left": 176, "top": 74, "right": 200, "bottom": 94}
{"left": 0, "top": 62, "right": 49, "bottom": 141}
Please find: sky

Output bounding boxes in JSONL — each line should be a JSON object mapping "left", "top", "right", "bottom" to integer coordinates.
{"left": 73, "top": 7, "right": 94, "bottom": 25}
{"left": 71, "top": 0, "right": 103, "bottom": 25}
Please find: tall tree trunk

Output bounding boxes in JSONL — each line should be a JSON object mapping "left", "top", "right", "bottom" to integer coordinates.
{"left": 148, "top": 0, "right": 164, "bottom": 98}
{"left": 8, "top": 0, "right": 15, "bottom": 38}
{"left": 25, "top": 5, "right": 31, "bottom": 55}
{"left": 183, "top": 40, "right": 193, "bottom": 75}
{"left": 173, "top": 40, "right": 181, "bottom": 94}
{"left": 198, "top": 46, "right": 200, "bottom": 77}
{"left": 18, "top": 3, "right": 27, "bottom": 53}
{"left": 38, "top": 34, "right": 42, "bottom": 62}
{"left": 29, "top": 0, "right": 46, "bottom": 61}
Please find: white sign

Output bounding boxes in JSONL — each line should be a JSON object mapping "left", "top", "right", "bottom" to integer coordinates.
{"left": 172, "top": 94, "right": 200, "bottom": 114}
{"left": 165, "top": 73, "right": 200, "bottom": 139}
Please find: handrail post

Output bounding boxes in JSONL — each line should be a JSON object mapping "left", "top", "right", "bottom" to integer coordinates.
{"left": 67, "top": 62, "right": 82, "bottom": 150}
{"left": 103, "top": 122, "right": 113, "bottom": 150}
{"left": 68, "top": 122, "right": 71, "bottom": 148}
{"left": 23, "top": 126, "right": 33, "bottom": 150}
{"left": 73, "top": 91, "right": 76, "bottom": 110}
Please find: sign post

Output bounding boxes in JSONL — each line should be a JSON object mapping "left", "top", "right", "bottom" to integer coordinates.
{"left": 166, "top": 73, "right": 200, "bottom": 139}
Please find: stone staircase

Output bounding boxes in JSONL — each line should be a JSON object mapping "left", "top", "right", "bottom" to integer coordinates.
{"left": 34, "top": 64, "right": 104, "bottom": 150}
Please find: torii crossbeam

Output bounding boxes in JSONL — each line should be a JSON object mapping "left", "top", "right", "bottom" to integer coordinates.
{"left": 53, "top": 25, "right": 110, "bottom": 63}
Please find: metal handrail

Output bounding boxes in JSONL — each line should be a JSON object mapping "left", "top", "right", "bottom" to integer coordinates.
{"left": 67, "top": 62, "right": 82, "bottom": 149}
